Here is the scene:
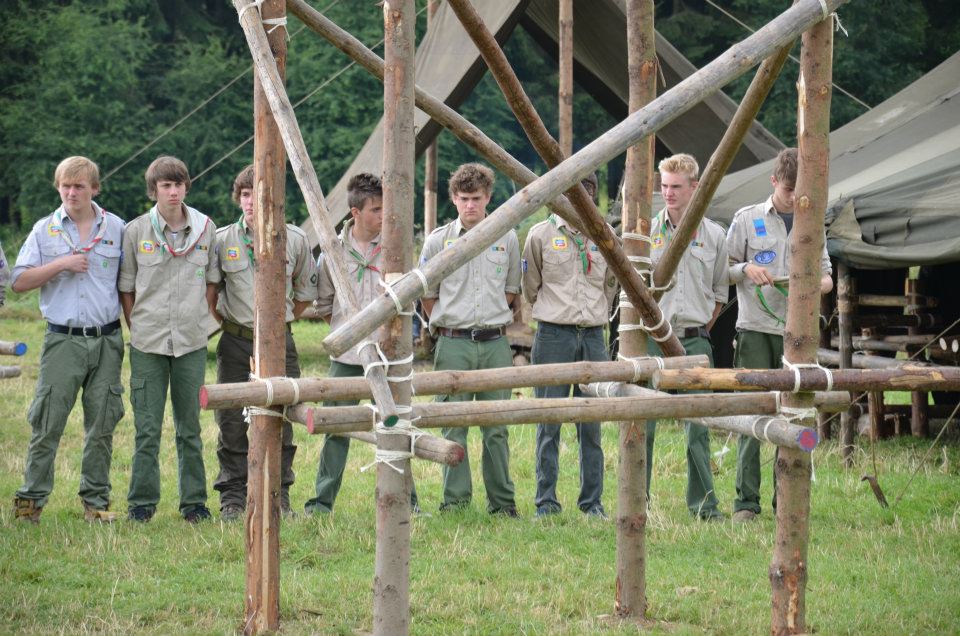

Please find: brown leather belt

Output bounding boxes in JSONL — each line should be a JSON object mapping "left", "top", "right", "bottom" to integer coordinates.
{"left": 681, "top": 326, "right": 711, "bottom": 340}
{"left": 222, "top": 319, "right": 290, "bottom": 341}
{"left": 437, "top": 326, "right": 505, "bottom": 342}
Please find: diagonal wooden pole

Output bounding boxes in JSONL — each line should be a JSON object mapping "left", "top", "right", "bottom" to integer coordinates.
{"left": 651, "top": 43, "right": 792, "bottom": 299}
{"left": 558, "top": 0, "right": 574, "bottom": 157}
{"left": 770, "top": 11, "right": 834, "bottom": 635}
{"left": 446, "top": 0, "right": 683, "bottom": 356}
{"left": 245, "top": 1, "right": 286, "bottom": 631}
{"left": 373, "top": 0, "right": 415, "bottom": 633}
{"left": 320, "top": 0, "right": 852, "bottom": 359}
{"left": 234, "top": 0, "right": 400, "bottom": 426}
{"left": 422, "top": 0, "right": 440, "bottom": 236}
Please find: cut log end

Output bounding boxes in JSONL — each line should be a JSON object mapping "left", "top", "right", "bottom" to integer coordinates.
{"left": 306, "top": 410, "right": 315, "bottom": 435}
{"left": 14, "top": 343, "right": 27, "bottom": 356}
{"left": 199, "top": 386, "right": 209, "bottom": 410}
{"left": 797, "top": 428, "right": 819, "bottom": 452}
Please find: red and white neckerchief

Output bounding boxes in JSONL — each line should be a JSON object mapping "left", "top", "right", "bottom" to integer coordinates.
{"left": 149, "top": 206, "right": 208, "bottom": 257}
{"left": 50, "top": 206, "right": 107, "bottom": 254}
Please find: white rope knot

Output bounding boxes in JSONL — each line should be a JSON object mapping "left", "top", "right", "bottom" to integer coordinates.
{"left": 239, "top": 0, "right": 289, "bottom": 38}
{"left": 782, "top": 356, "right": 834, "bottom": 392}
{"left": 751, "top": 416, "right": 775, "bottom": 443}
{"left": 621, "top": 232, "right": 652, "bottom": 244}
{"left": 408, "top": 268, "right": 430, "bottom": 296}
{"left": 357, "top": 340, "right": 389, "bottom": 377}
{"left": 617, "top": 353, "right": 664, "bottom": 382}
{"left": 359, "top": 406, "right": 422, "bottom": 474}
{"left": 379, "top": 279, "right": 414, "bottom": 316}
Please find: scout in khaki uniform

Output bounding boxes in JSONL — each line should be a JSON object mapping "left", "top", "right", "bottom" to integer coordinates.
{"left": 119, "top": 156, "right": 220, "bottom": 523}
{"left": 648, "top": 154, "right": 728, "bottom": 521}
{"left": 0, "top": 241, "right": 8, "bottom": 307}
{"left": 522, "top": 174, "right": 617, "bottom": 519}
{"left": 420, "top": 163, "right": 520, "bottom": 516}
{"left": 726, "top": 148, "right": 833, "bottom": 522}
{"left": 212, "top": 165, "right": 318, "bottom": 520}
{"left": 304, "top": 173, "right": 418, "bottom": 515}
{"left": 12, "top": 156, "right": 126, "bottom": 524}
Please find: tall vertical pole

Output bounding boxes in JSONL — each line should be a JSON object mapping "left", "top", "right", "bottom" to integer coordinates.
{"left": 905, "top": 277, "right": 930, "bottom": 437}
{"left": 558, "top": 0, "right": 574, "bottom": 156}
{"left": 837, "top": 262, "right": 856, "bottom": 464}
{"left": 616, "top": 0, "right": 655, "bottom": 621}
{"left": 423, "top": 0, "right": 440, "bottom": 237}
{"left": 770, "top": 11, "right": 832, "bottom": 635}
{"left": 245, "top": 0, "right": 287, "bottom": 633}
{"left": 374, "top": 1, "right": 415, "bottom": 634}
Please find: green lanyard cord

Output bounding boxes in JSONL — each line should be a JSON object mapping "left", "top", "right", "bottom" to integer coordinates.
{"left": 756, "top": 282, "right": 789, "bottom": 326}
{"left": 548, "top": 215, "right": 591, "bottom": 274}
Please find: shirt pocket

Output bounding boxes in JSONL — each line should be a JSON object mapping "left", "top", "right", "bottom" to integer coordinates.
{"left": 221, "top": 253, "right": 250, "bottom": 275}
{"left": 541, "top": 248, "right": 574, "bottom": 282}
{"left": 483, "top": 248, "right": 509, "bottom": 280}
{"left": 185, "top": 247, "right": 210, "bottom": 286}
{"left": 690, "top": 246, "right": 716, "bottom": 297}
{"left": 585, "top": 246, "right": 607, "bottom": 282}
{"left": 39, "top": 240, "right": 71, "bottom": 265}
{"left": 90, "top": 244, "right": 122, "bottom": 281}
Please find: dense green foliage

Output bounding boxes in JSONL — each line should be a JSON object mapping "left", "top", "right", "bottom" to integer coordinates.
{"left": 0, "top": 0, "right": 955, "bottom": 235}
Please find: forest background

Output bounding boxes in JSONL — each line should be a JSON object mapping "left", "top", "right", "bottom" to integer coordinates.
{"left": 1, "top": 0, "right": 958, "bottom": 239}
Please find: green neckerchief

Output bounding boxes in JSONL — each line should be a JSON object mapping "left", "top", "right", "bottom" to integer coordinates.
{"left": 653, "top": 210, "right": 699, "bottom": 251}
{"left": 548, "top": 214, "right": 591, "bottom": 274}
{"left": 345, "top": 224, "right": 381, "bottom": 282}
{"left": 238, "top": 216, "right": 255, "bottom": 264}
{"left": 756, "top": 281, "right": 789, "bottom": 326}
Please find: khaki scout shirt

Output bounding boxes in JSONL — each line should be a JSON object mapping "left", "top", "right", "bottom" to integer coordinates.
{"left": 317, "top": 220, "right": 384, "bottom": 366}
{"left": 119, "top": 205, "right": 220, "bottom": 357}
{"left": 521, "top": 215, "right": 617, "bottom": 326}
{"left": 726, "top": 196, "right": 832, "bottom": 336}
{"left": 214, "top": 218, "right": 318, "bottom": 328}
{"left": 419, "top": 218, "right": 520, "bottom": 332}
{"left": 0, "top": 240, "right": 8, "bottom": 305}
{"left": 649, "top": 209, "right": 728, "bottom": 330}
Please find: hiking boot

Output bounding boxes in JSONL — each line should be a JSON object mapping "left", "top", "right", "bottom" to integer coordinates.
{"left": 535, "top": 504, "right": 561, "bottom": 519}
{"left": 280, "top": 490, "right": 297, "bottom": 519}
{"left": 83, "top": 501, "right": 118, "bottom": 523}
{"left": 14, "top": 497, "right": 42, "bottom": 524}
{"left": 220, "top": 504, "right": 245, "bottom": 522}
{"left": 732, "top": 510, "right": 758, "bottom": 523}
{"left": 183, "top": 505, "right": 212, "bottom": 524}
{"left": 698, "top": 511, "right": 728, "bottom": 523}
{"left": 583, "top": 505, "right": 609, "bottom": 521}
{"left": 491, "top": 506, "right": 520, "bottom": 519}
{"left": 127, "top": 506, "right": 155, "bottom": 523}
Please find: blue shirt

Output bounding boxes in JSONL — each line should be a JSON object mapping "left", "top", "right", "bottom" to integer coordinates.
{"left": 12, "top": 202, "right": 125, "bottom": 327}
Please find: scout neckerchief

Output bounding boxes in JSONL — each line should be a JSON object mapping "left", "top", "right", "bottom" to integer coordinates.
{"left": 756, "top": 280, "right": 789, "bottom": 326}
{"left": 652, "top": 210, "right": 700, "bottom": 251}
{"left": 346, "top": 223, "right": 381, "bottom": 282}
{"left": 50, "top": 205, "right": 107, "bottom": 254}
{"left": 238, "top": 216, "right": 256, "bottom": 264}
{"left": 549, "top": 214, "right": 591, "bottom": 274}
{"left": 149, "top": 205, "right": 207, "bottom": 256}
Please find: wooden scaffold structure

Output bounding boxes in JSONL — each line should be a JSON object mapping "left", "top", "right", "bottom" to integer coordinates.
{"left": 204, "top": 0, "right": 958, "bottom": 633}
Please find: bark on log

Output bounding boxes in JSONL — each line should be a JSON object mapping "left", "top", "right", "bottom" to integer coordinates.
{"left": 342, "top": 430, "right": 464, "bottom": 466}
{"left": 817, "top": 347, "right": 927, "bottom": 370}
{"left": 853, "top": 313, "right": 939, "bottom": 329}
{"left": 771, "top": 13, "right": 833, "bottom": 633}
{"left": 237, "top": 0, "right": 286, "bottom": 631}
{"left": 651, "top": 43, "right": 791, "bottom": 298}
{"left": 0, "top": 341, "right": 27, "bottom": 356}
{"left": 837, "top": 263, "right": 855, "bottom": 463}
{"left": 856, "top": 293, "right": 937, "bottom": 308}
{"left": 320, "top": 0, "right": 852, "bottom": 359}
{"left": 905, "top": 278, "right": 930, "bottom": 438}
{"left": 422, "top": 0, "right": 439, "bottom": 236}
{"left": 288, "top": 390, "right": 850, "bottom": 434}
{"left": 374, "top": 4, "right": 415, "bottom": 631}
{"left": 446, "top": 0, "right": 683, "bottom": 356}
{"left": 558, "top": 0, "right": 574, "bottom": 157}
{"left": 201, "top": 356, "right": 710, "bottom": 410}
{"left": 0, "top": 365, "right": 22, "bottom": 378}
{"left": 652, "top": 366, "right": 960, "bottom": 392}
{"left": 237, "top": 0, "right": 400, "bottom": 426}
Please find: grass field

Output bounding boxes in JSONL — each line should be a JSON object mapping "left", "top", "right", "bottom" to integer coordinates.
{"left": 1, "top": 292, "right": 958, "bottom": 635}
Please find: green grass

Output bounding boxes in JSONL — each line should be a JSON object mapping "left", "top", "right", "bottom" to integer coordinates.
{"left": 0, "top": 297, "right": 959, "bottom": 634}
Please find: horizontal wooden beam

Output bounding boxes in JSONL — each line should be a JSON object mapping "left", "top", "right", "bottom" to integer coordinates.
{"left": 341, "top": 431, "right": 464, "bottom": 466}
{"left": 200, "top": 355, "right": 710, "bottom": 410}
{"left": 0, "top": 366, "right": 21, "bottom": 378}
{"left": 287, "top": 390, "right": 850, "bottom": 435}
{"left": 856, "top": 294, "right": 937, "bottom": 308}
{"left": 652, "top": 366, "right": 960, "bottom": 392}
{"left": 817, "top": 348, "right": 926, "bottom": 370}
{"left": 853, "top": 313, "right": 939, "bottom": 329}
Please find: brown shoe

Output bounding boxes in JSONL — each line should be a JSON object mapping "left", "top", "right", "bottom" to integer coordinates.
{"left": 83, "top": 501, "right": 118, "bottom": 523}
{"left": 732, "top": 510, "right": 758, "bottom": 523}
{"left": 14, "top": 497, "right": 42, "bottom": 524}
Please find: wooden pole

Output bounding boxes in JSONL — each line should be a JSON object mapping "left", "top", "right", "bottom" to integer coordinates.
{"left": 652, "top": 366, "right": 960, "bottom": 392}
{"left": 0, "top": 341, "right": 27, "bottom": 356}
{"left": 770, "top": 12, "right": 832, "bottom": 634}
{"left": 445, "top": 0, "right": 683, "bottom": 356}
{"left": 581, "top": 382, "right": 819, "bottom": 451}
{"left": 853, "top": 313, "right": 939, "bottom": 329}
{"left": 235, "top": 0, "right": 401, "bottom": 426}
{"left": 374, "top": 1, "right": 414, "bottom": 632}
{"left": 422, "top": 0, "right": 439, "bottom": 236}
{"left": 862, "top": 327, "right": 889, "bottom": 439}
{"left": 320, "top": 0, "right": 853, "bottom": 359}
{"left": 342, "top": 431, "right": 464, "bottom": 466}
{"left": 558, "top": 0, "right": 574, "bottom": 157}
{"left": 201, "top": 356, "right": 711, "bottom": 410}
{"left": 817, "top": 347, "right": 927, "bottom": 370}
{"left": 614, "top": 0, "right": 655, "bottom": 621}
{"left": 290, "top": 391, "right": 851, "bottom": 434}
{"left": 0, "top": 365, "right": 21, "bottom": 378}
{"left": 905, "top": 277, "right": 930, "bottom": 438}
{"left": 837, "top": 262, "right": 856, "bottom": 463}
{"left": 651, "top": 43, "right": 792, "bottom": 298}
{"left": 242, "top": 0, "right": 286, "bottom": 631}
{"left": 857, "top": 293, "right": 937, "bottom": 308}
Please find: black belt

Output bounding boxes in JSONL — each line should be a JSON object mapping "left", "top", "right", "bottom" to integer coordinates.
{"left": 222, "top": 319, "right": 291, "bottom": 341}
{"left": 438, "top": 326, "right": 505, "bottom": 342}
{"left": 47, "top": 319, "right": 121, "bottom": 337}
{"left": 542, "top": 322, "right": 603, "bottom": 331}
{"left": 681, "top": 326, "right": 711, "bottom": 340}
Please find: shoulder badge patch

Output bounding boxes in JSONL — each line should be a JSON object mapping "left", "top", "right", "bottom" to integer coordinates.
{"left": 754, "top": 249, "right": 776, "bottom": 265}
{"left": 753, "top": 218, "right": 767, "bottom": 237}
{"left": 444, "top": 239, "right": 456, "bottom": 249}
{"left": 139, "top": 240, "right": 156, "bottom": 254}
{"left": 225, "top": 247, "right": 241, "bottom": 260}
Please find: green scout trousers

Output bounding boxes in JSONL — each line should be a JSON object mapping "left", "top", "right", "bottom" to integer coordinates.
{"left": 214, "top": 330, "right": 299, "bottom": 510}
{"left": 304, "top": 360, "right": 418, "bottom": 514}
{"left": 646, "top": 335, "right": 721, "bottom": 517}
{"left": 17, "top": 331, "right": 125, "bottom": 509}
{"left": 434, "top": 334, "right": 516, "bottom": 512}
{"left": 127, "top": 346, "right": 208, "bottom": 514}
{"left": 733, "top": 329, "right": 783, "bottom": 514}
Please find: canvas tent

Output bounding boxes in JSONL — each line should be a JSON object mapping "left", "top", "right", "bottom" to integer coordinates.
{"left": 304, "top": 0, "right": 783, "bottom": 244}
{"left": 707, "top": 51, "right": 960, "bottom": 270}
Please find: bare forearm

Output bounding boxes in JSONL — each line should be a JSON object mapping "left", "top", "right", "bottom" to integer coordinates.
{"left": 292, "top": 299, "right": 311, "bottom": 319}
{"left": 11, "top": 261, "right": 65, "bottom": 292}
{"left": 119, "top": 292, "right": 135, "bottom": 328}
{"left": 707, "top": 302, "right": 723, "bottom": 332}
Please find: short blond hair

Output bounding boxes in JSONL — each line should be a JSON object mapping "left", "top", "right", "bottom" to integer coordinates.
{"left": 658, "top": 153, "right": 699, "bottom": 182}
{"left": 54, "top": 156, "right": 100, "bottom": 190}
